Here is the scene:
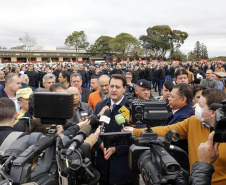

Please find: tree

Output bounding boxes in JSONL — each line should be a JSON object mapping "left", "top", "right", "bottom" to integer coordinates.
{"left": 89, "top": 35, "right": 113, "bottom": 56}
{"left": 170, "top": 51, "right": 187, "bottom": 61}
{"left": 0, "top": 46, "right": 7, "bottom": 49}
{"left": 19, "top": 32, "right": 37, "bottom": 63}
{"left": 201, "top": 43, "right": 208, "bottom": 59}
{"left": 187, "top": 51, "right": 197, "bottom": 61}
{"left": 193, "top": 41, "right": 202, "bottom": 59}
{"left": 140, "top": 25, "right": 188, "bottom": 60}
{"left": 65, "top": 31, "right": 89, "bottom": 62}
{"left": 109, "top": 33, "right": 140, "bottom": 60}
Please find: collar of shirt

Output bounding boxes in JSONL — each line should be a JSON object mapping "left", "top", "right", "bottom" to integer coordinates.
{"left": 110, "top": 96, "right": 124, "bottom": 109}
{"left": 201, "top": 122, "right": 214, "bottom": 128}
{"left": 172, "top": 109, "right": 179, "bottom": 114}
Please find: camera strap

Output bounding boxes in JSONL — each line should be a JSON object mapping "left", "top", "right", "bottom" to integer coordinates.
{"left": 0, "top": 132, "right": 23, "bottom": 156}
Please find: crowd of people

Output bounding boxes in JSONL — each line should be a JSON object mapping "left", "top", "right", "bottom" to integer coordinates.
{"left": 0, "top": 60, "right": 226, "bottom": 185}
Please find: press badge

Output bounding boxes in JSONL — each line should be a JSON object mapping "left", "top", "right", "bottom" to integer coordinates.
{"left": 118, "top": 106, "right": 130, "bottom": 118}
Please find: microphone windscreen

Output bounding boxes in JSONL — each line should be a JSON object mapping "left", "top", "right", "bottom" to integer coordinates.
{"left": 115, "top": 114, "right": 126, "bottom": 126}
{"left": 79, "top": 124, "right": 92, "bottom": 136}
{"left": 210, "top": 103, "right": 222, "bottom": 111}
{"left": 89, "top": 114, "right": 100, "bottom": 128}
{"left": 103, "top": 109, "right": 111, "bottom": 117}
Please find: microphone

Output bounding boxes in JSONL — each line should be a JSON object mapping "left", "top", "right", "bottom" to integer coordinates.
{"left": 89, "top": 114, "right": 100, "bottom": 128}
{"left": 99, "top": 109, "right": 111, "bottom": 135}
{"left": 210, "top": 103, "right": 223, "bottom": 111}
{"left": 66, "top": 124, "right": 92, "bottom": 156}
{"left": 115, "top": 114, "right": 126, "bottom": 129}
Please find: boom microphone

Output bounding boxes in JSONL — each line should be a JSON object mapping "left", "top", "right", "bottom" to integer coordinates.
{"left": 66, "top": 124, "right": 92, "bottom": 156}
{"left": 99, "top": 109, "right": 111, "bottom": 135}
{"left": 115, "top": 114, "right": 126, "bottom": 129}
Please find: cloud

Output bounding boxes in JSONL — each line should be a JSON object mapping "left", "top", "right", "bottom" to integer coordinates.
{"left": 0, "top": 0, "right": 225, "bottom": 57}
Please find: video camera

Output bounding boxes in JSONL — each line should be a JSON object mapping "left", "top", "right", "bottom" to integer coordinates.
{"left": 123, "top": 99, "right": 168, "bottom": 127}
{"left": 0, "top": 92, "right": 99, "bottom": 185}
{"left": 212, "top": 99, "right": 226, "bottom": 143}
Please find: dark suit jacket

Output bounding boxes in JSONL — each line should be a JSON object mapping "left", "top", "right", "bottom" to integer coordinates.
{"left": 81, "top": 88, "right": 92, "bottom": 103}
{"left": 92, "top": 96, "right": 133, "bottom": 184}
{"left": 167, "top": 103, "right": 194, "bottom": 125}
{"left": 166, "top": 102, "right": 194, "bottom": 171}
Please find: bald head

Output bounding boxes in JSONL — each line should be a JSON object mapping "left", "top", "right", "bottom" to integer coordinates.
{"left": 98, "top": 75, "right": 110, "bottom": 94}
{"left": 67, "top": 87, "right": 80, "bottom": 106}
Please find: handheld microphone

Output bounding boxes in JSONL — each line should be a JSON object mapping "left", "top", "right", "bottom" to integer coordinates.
{"left": 66, "top": 124, "right": 91, "bottom": 156}
{"left": 99, "top": 109, "right": 111, "bottom": 135}
{"left": 115, "top": 114, "right": 126, "bottom": 129}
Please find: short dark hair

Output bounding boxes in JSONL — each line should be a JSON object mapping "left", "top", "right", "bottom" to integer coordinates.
{"left": 91, "top": 74, "right": 99, "bottom": 80}
{"left": 193, "top": 85, "right": 207, "bottom": 97}
{"left": 175, "top": 69, "right": 188, "bottom": 79}
{"left": 174, "top": 83, "right": 193, "bottom": 104}
{"left": 0, "top": 98, "right": 16, "bottom": 123}
{"left": 202, "top": 89, "right": 226, "bottom": 108}
{"left": 163, "top": 80, "right": 174, "bottom": 91}
{"left": 60, "top": 70, "right": 71, "bottom": 83}
{"left": 49, "top": 83, "right": 67, "bottom": 92}
{"left": 110, "top": 74, "right": 126, "bottom": 87}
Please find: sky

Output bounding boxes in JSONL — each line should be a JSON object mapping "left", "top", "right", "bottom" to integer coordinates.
{"left": 0, "top": 0, "right": 226, "bottom": 58}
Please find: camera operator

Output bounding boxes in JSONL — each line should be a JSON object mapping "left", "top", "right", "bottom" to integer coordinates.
{"left": 123, "top": 88, "right": 226, "bottom": 185}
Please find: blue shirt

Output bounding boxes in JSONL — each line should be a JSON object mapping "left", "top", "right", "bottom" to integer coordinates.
{"left": 218, "top": 80, "right": 224, "bottom": 90}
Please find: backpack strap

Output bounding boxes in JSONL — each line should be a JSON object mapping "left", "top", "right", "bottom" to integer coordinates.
{"left": 0, "top": 132, "right": 23, "bottom": 156}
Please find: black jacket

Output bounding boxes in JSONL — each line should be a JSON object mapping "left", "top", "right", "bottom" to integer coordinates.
{"left": 81, "top": 88, "right": 92, "bottom": 103}
{"left": 189, "top": 161, "right": 214, "bottom": 185}
{"left": 78, "top": 70, "right": 87, "bottom": 84}
{"left": 52, "top": 69, "right": 61, "bottom": 83}
{"left": 92, "top": 96, "right": 133, "bottom": 184}
{"left": 13, "top": 111, "right": 33, "bottom": 132}
{"left": 144, "top": 67, "right": 153, "bottom": 81}
{"left": 24, "top": 70, "right": 38, "bottom": 87}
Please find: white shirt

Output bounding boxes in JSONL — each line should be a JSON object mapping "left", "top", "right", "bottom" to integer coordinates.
{"left": 110, "top": 96, "right": 124, "bottom": 111}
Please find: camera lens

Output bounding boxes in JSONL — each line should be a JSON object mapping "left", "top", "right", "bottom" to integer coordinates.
{"left": 135, "top": 113, "right": 142, "bottom": 120}
{"left": 135, "top": 106, "right": 142, "bottom": 112}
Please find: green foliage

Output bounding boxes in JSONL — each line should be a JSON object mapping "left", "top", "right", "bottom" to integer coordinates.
{"left": 65, "top": 31, "right": 89, "bottom": 49}
{"left": 65, "top": 31, "right": 89, "bottom": 61}
{"left": 0, "top": 46, "right": 7, "bottom": 49}
{"left": 187, "top": 51, "right": 198, "bottom": 61}
{"left": 201, "top": 43, "right": 208, "bottom": 59}
{"left": 109, "top": 33, "right": 140, "bottom": 60}
{"left": 193, "top": 41, "right": 201, "bottom": 59}
{"left": 140, "top": 25, "right": 188, "bottom": 60}
{"left": 170, "top": 50, "right": 187, "bottom": 61}
{"left": 191, "top": 41, "right": 208, "bottom": 60}
{"left": 89, "top": 36, "right": 113, "bottom": 56}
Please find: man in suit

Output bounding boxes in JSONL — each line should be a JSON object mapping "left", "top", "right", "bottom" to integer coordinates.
{"left": 167, "top": 83, "right": 194, "bottom": 125}
{"left": 70, "top": 73, "right": 92, "bottom": 103}
{"left": 166, "top": 83, "right": 194, "bottom": 170}
{"left": 92, "top": 74, "right": 133, "bottom": 185}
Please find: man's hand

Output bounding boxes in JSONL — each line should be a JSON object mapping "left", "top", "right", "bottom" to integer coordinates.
{"left": 57, "top": 125, "right": 64, "bottom": 136}
{"left": 77, "top": 119, "right": 90, "bottom": 129}
{"left": 98, "top": 106, "right": 110, "bottom": 116}
{"left": 104, "top": 147, "right": 116, "bottom": 160}
{"left": 198, "top": 131, "right": 220, "bottom": 164}
{"left": 121, "top": 126, "right": 134, "bottom": 133}
{"left": 126, "top": 82, "right": 133, "bottom": 87}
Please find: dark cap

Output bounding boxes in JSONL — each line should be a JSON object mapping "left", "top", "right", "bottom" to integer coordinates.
{"left": 136, "top": 79, "right": 151, "bottom": 89}
{"left": 163, "top": 80, "right": 174, "bottom": 91}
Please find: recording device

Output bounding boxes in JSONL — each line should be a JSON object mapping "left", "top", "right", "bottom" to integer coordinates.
{"left": 0, "top": 93, "right": 98, "bottom": 185}
{"left": 34, "top": 92, "right": 74, "bottom": 125}
{"left": 211, "top": 99, "right": 226, "bottom": 142}
{"left": 126, "top": 99, "right": 168, "bottom": 127}
{"left": 115, "top": 114, "right": 126, "bottom": 129}
{"left": 99, "top": 109, "right": 111, "bottom": 135}
{"left": 66, "top": 125, "right": 92, "bottom": 156}
{"left": 102, "top": 129, "right": 181, "bottom": 185}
